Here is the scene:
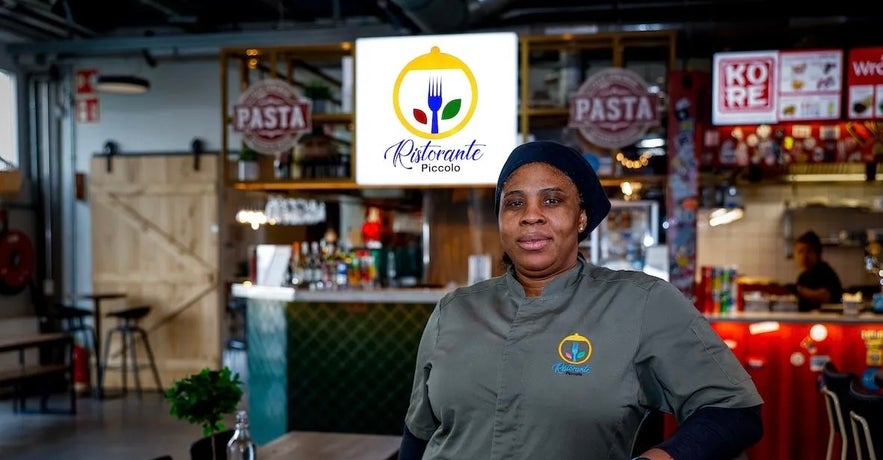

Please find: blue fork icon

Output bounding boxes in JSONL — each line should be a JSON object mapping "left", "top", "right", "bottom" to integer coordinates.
{"left": 427, "top": 76, "right": 442, "bottom": 134}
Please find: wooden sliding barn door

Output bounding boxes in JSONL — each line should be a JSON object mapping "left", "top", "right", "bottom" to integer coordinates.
{"left": 89, "top": 154, "right": 219, "bottom": 389}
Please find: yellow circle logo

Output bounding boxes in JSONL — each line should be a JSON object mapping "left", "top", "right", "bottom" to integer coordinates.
{"left": 558, "top": 333, "right": 593, "bottom": 365}
{"left": 392, "top": 46, "right": 478, "bottom": 139}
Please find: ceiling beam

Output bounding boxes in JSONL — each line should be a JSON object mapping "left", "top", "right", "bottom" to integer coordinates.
{"left": 6, "top": 23, "right": 404, "bottom": 59}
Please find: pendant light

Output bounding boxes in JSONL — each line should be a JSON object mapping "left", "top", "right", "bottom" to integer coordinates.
{"left": 95, "top": 75, "right": 150, "bottom": 94}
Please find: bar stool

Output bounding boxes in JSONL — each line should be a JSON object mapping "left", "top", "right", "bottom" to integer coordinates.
{"left": 100, "top": 305, "right": 163, "bottom": 397}
{"left": 50, "top": 303, "right": 98, "bottom": 356}
{"left": 821, "top": 361, "right": 858, "bottom": 460}
{"left": 848, "top": 379, "right": 883, "bottom": 460}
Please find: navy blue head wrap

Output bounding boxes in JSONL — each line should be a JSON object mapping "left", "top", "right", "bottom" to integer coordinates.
{"left": 494, "top": 141, "right": 611, "bottom": 242}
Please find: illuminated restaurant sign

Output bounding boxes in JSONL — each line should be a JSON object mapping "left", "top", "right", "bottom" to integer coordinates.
{"left": 713, "top": 50, "right": 779, "bottom": 125}
{"left": 846, "top": 47, "right": 883, "bottom": 119}
{"left": 712, "top": 49, "right": 844, "bottom": 125}
{"left": 231, "top": 78, "right": 312, "bottom": 154}
{"left": 354, "top": 32, "right": 518, "bottom": 186}
{"left": 777, "top": 49, "right": 842, "bottom": 122}
{"left": 568, "top": 68, "right": 659, "bottom": 149}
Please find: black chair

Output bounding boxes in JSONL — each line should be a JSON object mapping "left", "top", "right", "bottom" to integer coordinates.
{"left": 190, "top": 429, "right": 234, "bottom": 460}
{"left": 100, "top": 305, "right": 163, "bottom": 397}
{"left": 848, "top": 380, "right": 883, "bottom": 460}
{"left": 50, "top": 303, "right": 98, "bottom": 358}
{"left": 821, "top": 361, "right": 859, "bottom": 460}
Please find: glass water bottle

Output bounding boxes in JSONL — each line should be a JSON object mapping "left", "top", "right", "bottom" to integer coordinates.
{"left": 226, "top": 410, "right": 257, "bottom": 460}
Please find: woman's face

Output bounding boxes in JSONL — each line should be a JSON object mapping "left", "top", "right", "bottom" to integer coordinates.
{"left": 498, "top": 162, "right": 587, "bottom": 281}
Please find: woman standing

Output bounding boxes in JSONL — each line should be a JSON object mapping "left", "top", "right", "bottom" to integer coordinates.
{"left": 399, "top": 141, "right": 763, "bottom": 460}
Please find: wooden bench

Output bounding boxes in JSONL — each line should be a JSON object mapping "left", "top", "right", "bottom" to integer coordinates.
{"left": 0, "top": 332, "right": 76, "bottom": 414}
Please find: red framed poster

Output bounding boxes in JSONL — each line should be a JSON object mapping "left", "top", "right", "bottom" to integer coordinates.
{"left": 847, "top": 47, "right": 883, "bottom": 119}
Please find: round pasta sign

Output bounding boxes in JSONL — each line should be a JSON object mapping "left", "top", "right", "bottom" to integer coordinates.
{"left": 568, "top": 68, "right": 659, "bottom": 149}
{"left": 232, "top": 78, "right": 312, "bottom": 154}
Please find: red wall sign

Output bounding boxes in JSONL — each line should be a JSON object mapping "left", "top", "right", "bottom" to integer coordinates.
{"left": 847, "top": 47, "right": 883, "bottom": 119}
{"left": 568, "top": 68, "right": 659, "bottom": 149}
{"left": 74, "top": 69, "right": 99, "bottom": 123}
{"left": 712, "top": 51, "right": 778, "bottom": 125}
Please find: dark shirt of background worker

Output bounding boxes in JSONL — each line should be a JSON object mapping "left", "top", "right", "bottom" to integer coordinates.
{"left": 792, "top": 230, "right": 843, "bottom": 312}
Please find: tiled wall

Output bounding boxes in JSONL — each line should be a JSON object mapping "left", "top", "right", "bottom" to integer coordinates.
{"left": 697, "top": 182, "right": 883, "bottom": 289}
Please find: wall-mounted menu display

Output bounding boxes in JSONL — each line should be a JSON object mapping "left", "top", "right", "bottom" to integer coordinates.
{"left": 847, "top": 47, "right": 883, "bottom": 120}
{"left": 777, "top": 49, "right": 842, "bottom": 121}
{"left": 713, "top": 49, "right": 844, "bottom": 125}
{"left": 712, "top": 50, "right": 779, "bottom": 126}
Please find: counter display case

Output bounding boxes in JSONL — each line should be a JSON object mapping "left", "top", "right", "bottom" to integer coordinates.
{"left": 666, "top": 312, "right": 883, "bottom": 460}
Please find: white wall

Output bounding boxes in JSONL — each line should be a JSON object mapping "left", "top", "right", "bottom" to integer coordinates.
{"left": 67, "top": 56, "right": 242, "bottom": 297}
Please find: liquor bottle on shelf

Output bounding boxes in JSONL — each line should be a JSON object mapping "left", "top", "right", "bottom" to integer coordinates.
{"left": 288, "top": 241, "right": 303, "bottom": 287}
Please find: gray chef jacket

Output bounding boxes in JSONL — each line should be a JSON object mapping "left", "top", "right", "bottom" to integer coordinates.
{"left": 404, "top": 257, "right": 763, "bottom": 460}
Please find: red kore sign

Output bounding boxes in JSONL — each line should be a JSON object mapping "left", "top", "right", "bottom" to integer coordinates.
{"left": 569, "top": 68, "right": 660, "bottom": 149}
{"left": 232, "top": 78, "right": 312, "bottom": 154}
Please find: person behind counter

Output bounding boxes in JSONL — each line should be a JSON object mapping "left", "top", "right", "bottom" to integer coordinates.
{"left": 398, "top": 141, "right": 763, "bottom": 460}
{"left": 791, "top": 230, "right": 843, "bottom": 312}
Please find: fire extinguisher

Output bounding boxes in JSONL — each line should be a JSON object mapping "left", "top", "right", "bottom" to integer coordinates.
{"left": 73, "top": 344, "right": 91, "bottom": 394}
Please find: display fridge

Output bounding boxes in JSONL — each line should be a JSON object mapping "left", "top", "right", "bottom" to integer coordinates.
{"left": 581, "top": 199, "right": 662, "bottom": 273}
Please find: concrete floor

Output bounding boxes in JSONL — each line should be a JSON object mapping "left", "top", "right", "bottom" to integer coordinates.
{"left": 0, "top": 392, "right": 216, "bottom": 460}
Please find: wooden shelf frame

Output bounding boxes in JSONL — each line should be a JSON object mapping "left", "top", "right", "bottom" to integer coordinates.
{"left": 219, "top": 43, "right": 356, "bottom": 191}
{"left": 518, "top": 30, "right": 677, "bottom": 144}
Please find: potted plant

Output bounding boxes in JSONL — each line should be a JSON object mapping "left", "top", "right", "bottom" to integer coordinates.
{"left": 237, "top": 146, "right": 260, "bottom": 181}
{"left": 304, "top": 80, "right": 333, "bottom": 113}
{"left": 164, "top": 367, "right": 244, "bottom": 460}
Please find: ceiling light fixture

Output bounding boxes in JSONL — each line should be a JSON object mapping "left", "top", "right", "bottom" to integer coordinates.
{"left": 708, "top": 207, "right": 744, "bottom": 227}
{"left": 95, "top": 75, "right": 150, "bottom": 94}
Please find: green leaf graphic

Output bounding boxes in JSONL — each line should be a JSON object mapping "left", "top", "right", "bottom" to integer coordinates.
{"left": 441, "top": 99, "right": 461, "bottom": 120}
{"left": 576, "top": 351, "right": 586, "bottom": 359}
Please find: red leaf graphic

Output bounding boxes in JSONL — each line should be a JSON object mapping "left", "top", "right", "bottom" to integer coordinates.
{"left": 413, "top": 108, "right": 427, "bottom": 125}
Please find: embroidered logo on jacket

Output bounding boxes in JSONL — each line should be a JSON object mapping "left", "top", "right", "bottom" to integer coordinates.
{"left": 553, "top": 332, "right": 593, "bottom": 376}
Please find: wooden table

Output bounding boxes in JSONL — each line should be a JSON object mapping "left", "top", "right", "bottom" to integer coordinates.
{"left": 259, "top": 431, "right": 401, "bottom": 460}
{"left": 0, "top": 332, "right": 75, "bottom": 414}
{"left": 73, "top": 292, "right": 127, "bottom": 398}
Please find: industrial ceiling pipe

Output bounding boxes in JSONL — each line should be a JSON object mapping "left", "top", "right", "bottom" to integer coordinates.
{"left": 389, "top": 0, "right": 513, "bottom": 33}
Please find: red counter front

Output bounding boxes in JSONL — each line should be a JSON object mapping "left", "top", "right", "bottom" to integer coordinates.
{"left": 666, "top": 312, "right": 883, "bottom": 460}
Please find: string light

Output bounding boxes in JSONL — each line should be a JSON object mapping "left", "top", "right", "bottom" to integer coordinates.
{"left": 615, "top": 151, "right": 652, "bottom": 169}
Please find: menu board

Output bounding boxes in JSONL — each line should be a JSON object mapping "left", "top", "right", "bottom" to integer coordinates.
{"left": 777, "top": 49, "right": 843, "bottom": 121}
{"left": 846, "top": 47, "right": 883, "bottom": 119}
{"left": 712, "top": 50, "right": 778, "bottom": 125}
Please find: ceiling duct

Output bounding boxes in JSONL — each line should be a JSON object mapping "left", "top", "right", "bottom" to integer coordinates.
{"left": 390, "top": 0, "right": 513, "bottom": 34}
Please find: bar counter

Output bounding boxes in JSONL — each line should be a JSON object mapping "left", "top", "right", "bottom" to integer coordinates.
{"left": 691, "top": 308, "right": 883, "bottom": 460}
{"left": 231, "top": 283, "right": 450, "bottom": 444}
{"left": 706, "top": 308, "right": 883, "bottom": 324}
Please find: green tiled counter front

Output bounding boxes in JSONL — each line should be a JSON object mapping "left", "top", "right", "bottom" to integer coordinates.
{"left": 235, "top": 285, "right": 444, "bottom": 441}
{"left": 287, "top": 301, "right": 434, "bottom": 435}
{"left": 246, "top": 297, "right": 289, "bottom": 444}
